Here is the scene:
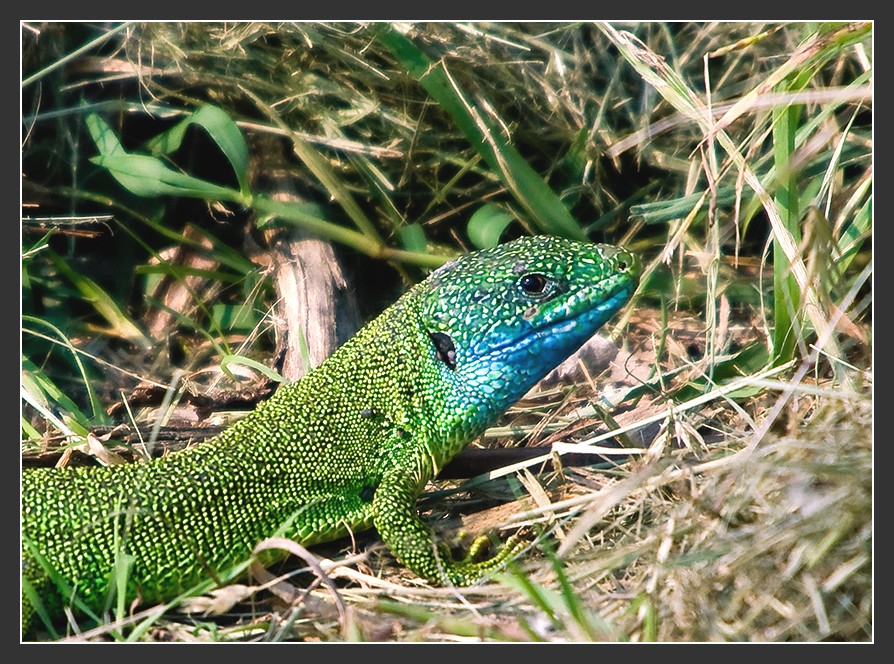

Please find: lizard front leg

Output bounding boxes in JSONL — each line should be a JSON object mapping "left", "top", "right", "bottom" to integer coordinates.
{"left": 371, "top": 463, "right": 522, "bottom": 586}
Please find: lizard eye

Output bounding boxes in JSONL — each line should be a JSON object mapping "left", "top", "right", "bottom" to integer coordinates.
{"left": 519, "top": 273, "right": 549, "bottom": 296}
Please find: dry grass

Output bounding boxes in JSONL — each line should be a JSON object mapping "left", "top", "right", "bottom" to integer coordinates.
{"left": 121, "top": 371, "right": 870, "bottom": 643}
{"left": 559, "top": 395, "right": 872, "bottom": 642}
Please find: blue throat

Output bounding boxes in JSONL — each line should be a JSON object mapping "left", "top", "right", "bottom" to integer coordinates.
{"left": 443, "top": 283, "right": 634, "bottom": 441}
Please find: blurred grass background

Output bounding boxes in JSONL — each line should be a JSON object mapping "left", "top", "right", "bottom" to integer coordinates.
{"left": 21, "top": 22, "right": 871, "bottom": 642}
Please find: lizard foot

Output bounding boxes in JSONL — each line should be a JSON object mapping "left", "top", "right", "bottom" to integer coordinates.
{"left": 437, "top": 531, "right": 528, "bottom": 586}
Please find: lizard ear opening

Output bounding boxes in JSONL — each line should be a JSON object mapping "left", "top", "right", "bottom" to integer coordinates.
{"left": 429, "top": 332, "right": 457, "bottom": 370}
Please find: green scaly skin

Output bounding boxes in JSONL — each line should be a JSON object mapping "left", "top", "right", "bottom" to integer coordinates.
{"left": 22, "top": 235, "right": 639, "bottom": 637}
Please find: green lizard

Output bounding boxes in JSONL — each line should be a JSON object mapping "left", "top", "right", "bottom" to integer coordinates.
{"left": 22, "top": 235, "right": 639, "bottom": 638}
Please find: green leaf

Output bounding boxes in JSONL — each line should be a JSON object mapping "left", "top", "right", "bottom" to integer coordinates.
{"left": 630, "top": 188, "right": 739, "bottom": 224}
{"left": 86, "top": 111, "right": 245, "bottom": 203}
{"left": 85, "top": 112, "right": 127, "bottom": 158}
{"left": 90, "top": 153, "right": 244, "bottom": 202}
{"left": 220, "top": 355, "right": 283, "bottom": 384}
{"left": 145, "top": 105, "right": 252, "bottom": 198}
{"left": 467, "top": 203, "right": 517, "bottom": 249}
{"left": 398, "top": 223, "right": 428, "bottom": 253}
{"left": 212, "top": 303, "right": 260, "bottom": 332}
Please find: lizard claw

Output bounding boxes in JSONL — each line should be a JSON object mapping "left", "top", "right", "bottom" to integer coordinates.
{"left": 438, "top": 531, "right": 528, "bottom": 586}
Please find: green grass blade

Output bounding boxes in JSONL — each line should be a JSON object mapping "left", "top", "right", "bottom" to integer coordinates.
{"left": 374, "top": 24, "right": 587, "bottom": 241}
{"left": 46, "top": 249, "right": 152, "bottom": 351}
{"left": 240, "top": 90, "right": 384, "bottom": 243}
{"left": 771, "top": 95, "right": 802, "bottom": 364}
{"left": 22, "top": 22, "right": 134, "bottom": 88}
{"left": 254, "top": 196, "right": 450, "bottom": 268}
{"left": 22, "top": 318, "right": 107, "bottom": 424}
{"left": 86, "top": 112, "right": 450, "bottom": 269}
{"left": 599, "top": 22, "right": 849, "bottom": 377}
{"left": 21, "top": 358, "right": 93, "bottom": 432}
{"left": 713, "top": 22, "right": 872, "bottom": 133}
{"left": 342, "top": 146, "right": 404, "bottom": 234}
{"left": 112, "top": 550, "right": 136, "bottom": 637}
{"left": 836, "top": 192, "right": 871, "bottom": 275}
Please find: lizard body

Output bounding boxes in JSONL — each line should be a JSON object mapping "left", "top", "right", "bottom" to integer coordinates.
{"left": 22, "top": 235, "right": 639, "bottom": 637}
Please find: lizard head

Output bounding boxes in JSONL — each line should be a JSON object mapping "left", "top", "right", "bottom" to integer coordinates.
{"left": 420, "top": 235, "right": 640, "bottom": 434}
